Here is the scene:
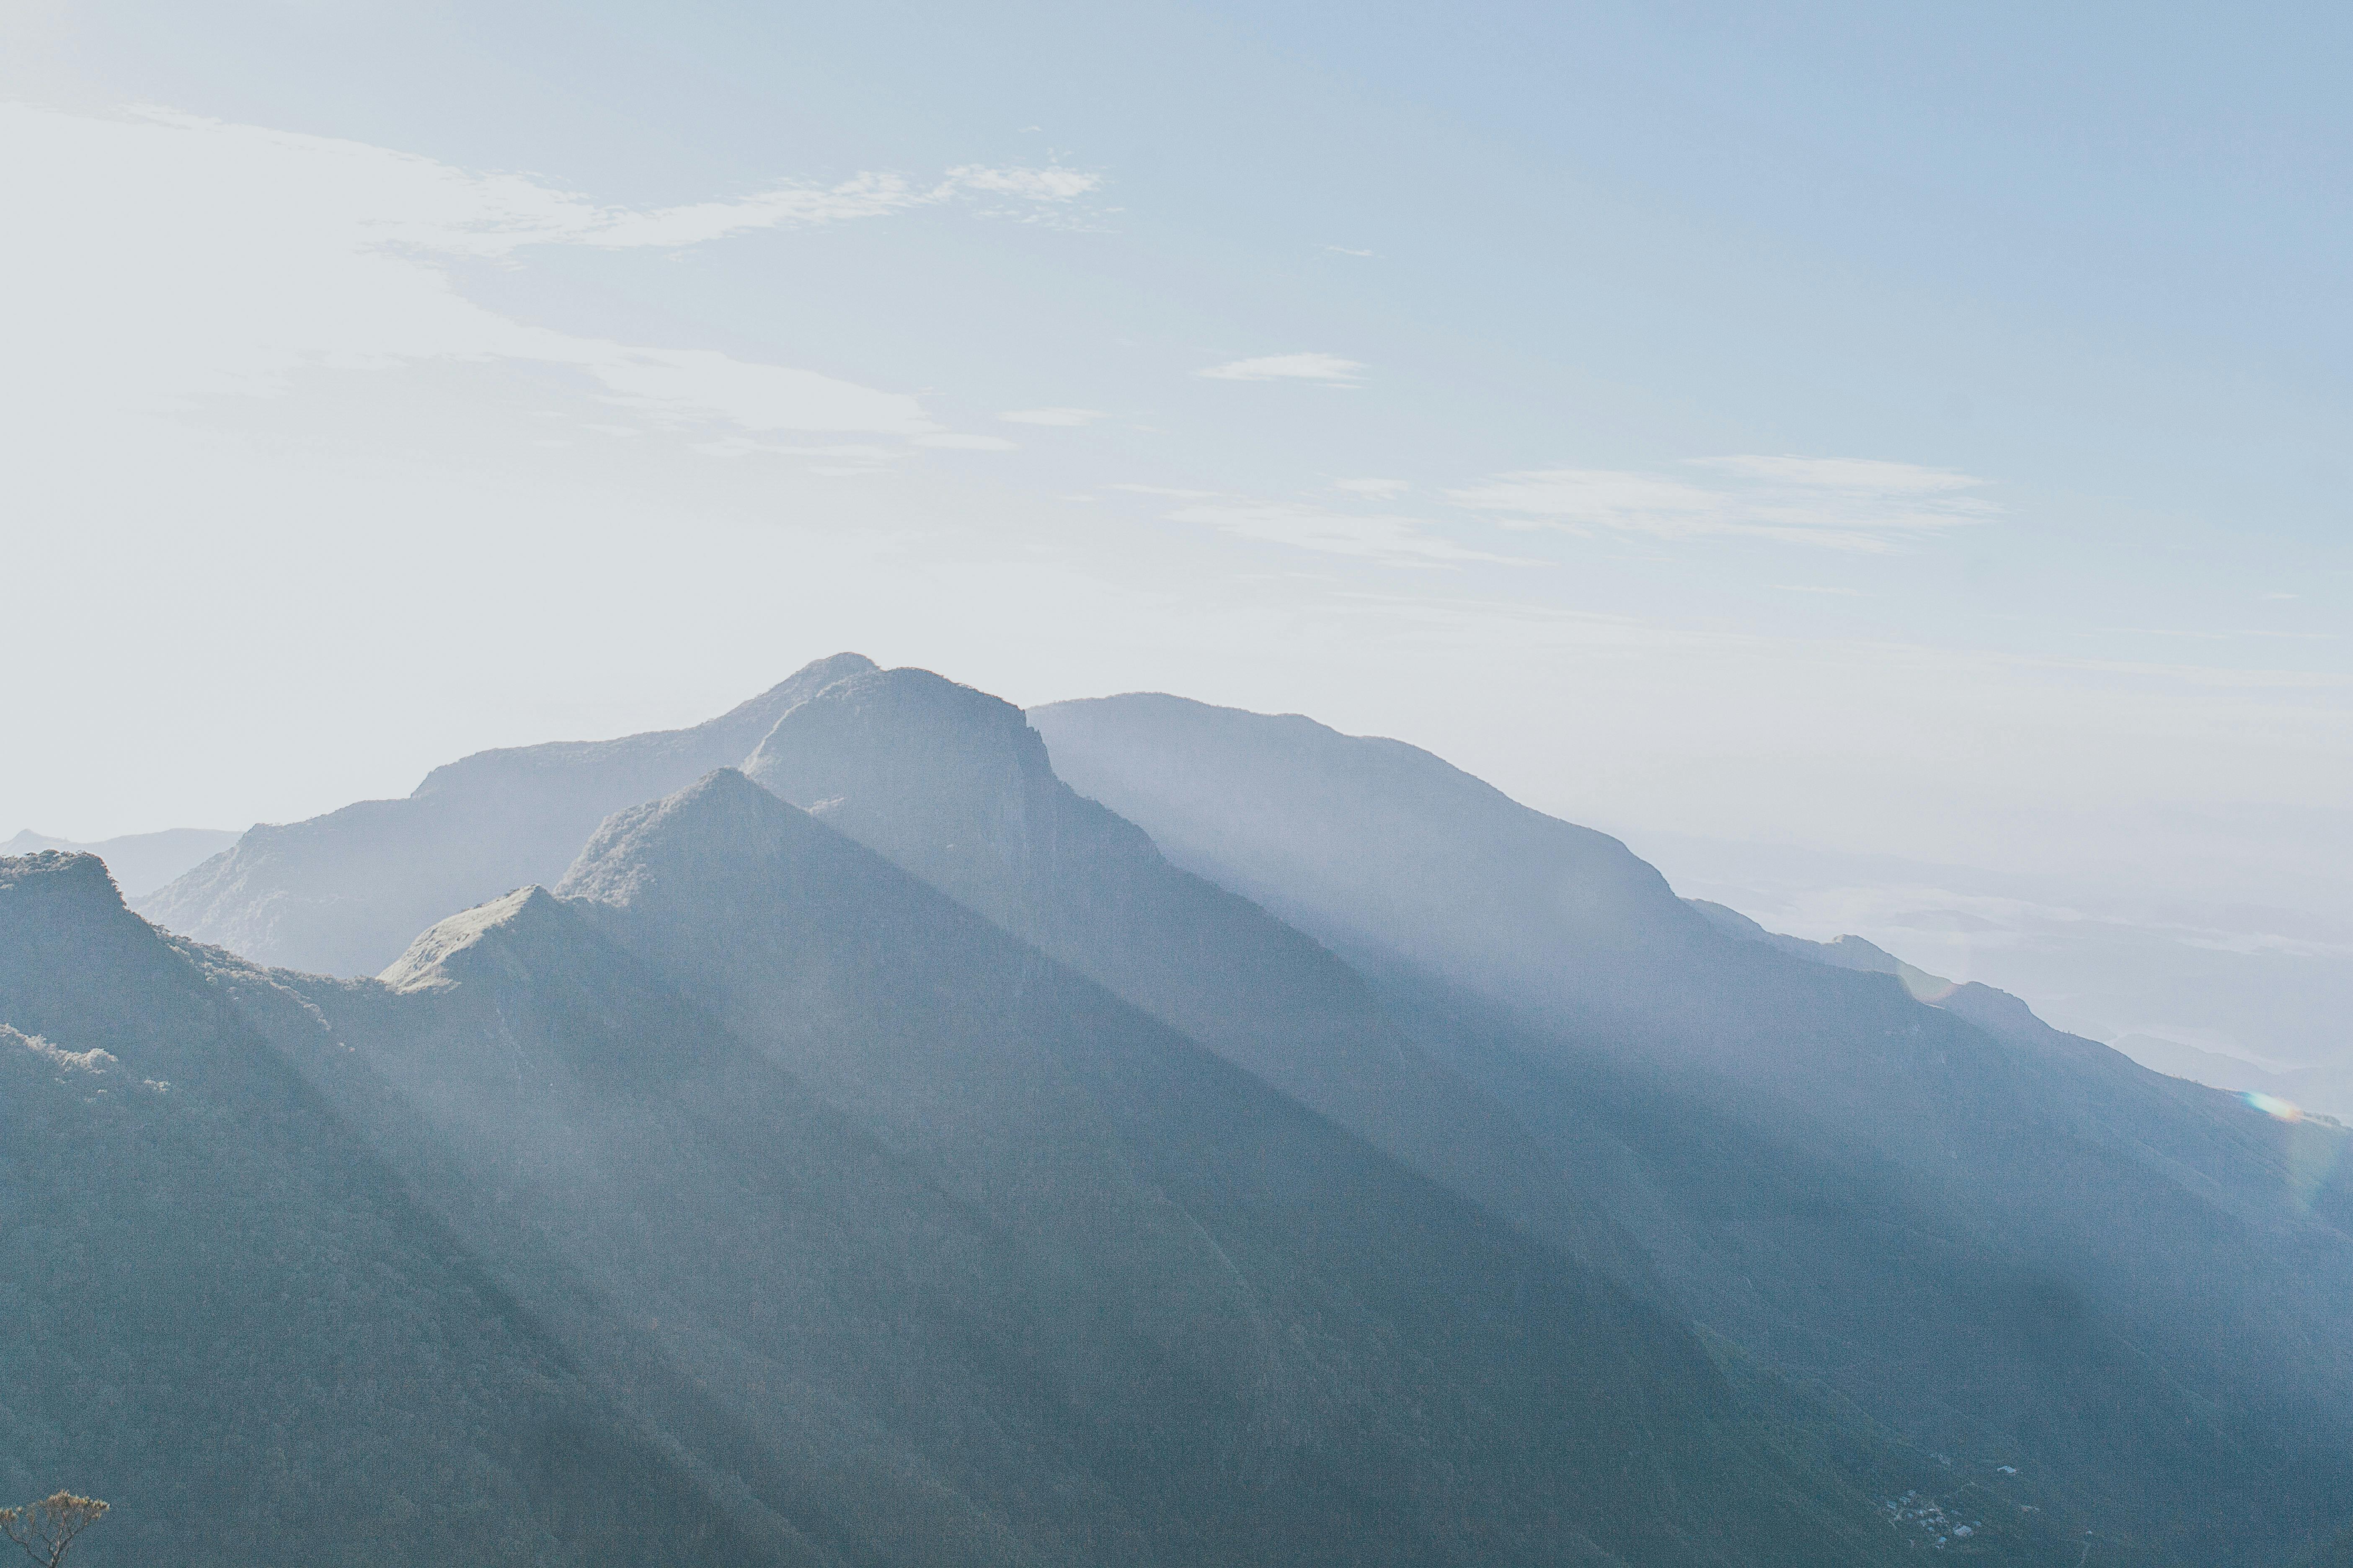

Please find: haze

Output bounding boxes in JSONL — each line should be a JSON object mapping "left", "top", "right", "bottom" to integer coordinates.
{"left": 4, "top": 4, "right": 2347, "bottom": 1067}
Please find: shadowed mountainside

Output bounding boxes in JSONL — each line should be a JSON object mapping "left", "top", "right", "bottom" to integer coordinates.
{"left": 1033, "top": 691, "right": 2353, "bottom": 1567}
{"left": 742, "top": 665, "right": 1649, "bottom": 1283}
{"left": 0, "top": 851, "right": 824, "bottom": 1568}
{"left": 3, "top": 805, "right": 1911, "bottom": 1567}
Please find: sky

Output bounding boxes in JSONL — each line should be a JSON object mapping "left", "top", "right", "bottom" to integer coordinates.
{"left": 4, "top": 1, "right": 2348, "bottom": 1056}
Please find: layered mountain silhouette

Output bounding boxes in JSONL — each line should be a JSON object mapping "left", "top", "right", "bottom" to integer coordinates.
{"left": 2, "top": 791, "right": 1902, "bottom": 1566}
{"left": 740, "top": 665, "right": 1650, "bottom": 1281}
{"left": 19, "top": 656, "right": 2353, "bottom": 1563}
{"left": 1, "top": 826, "right": 240, "bottom": 899}
{"left": 139, "top": 652, "right": 877, "bottom": 975}
{"left": 1033, "top": 691, "right": 2353, "bottom": 1566}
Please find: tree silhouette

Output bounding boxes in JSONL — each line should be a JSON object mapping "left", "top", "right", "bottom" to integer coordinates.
{"left": 0, "top": 1493, "right": 108, "bottom": 1568}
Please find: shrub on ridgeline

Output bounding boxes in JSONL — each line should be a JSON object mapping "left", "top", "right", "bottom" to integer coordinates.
{"left": 0, "top": 1494, "right": 108, "bottom": 1568}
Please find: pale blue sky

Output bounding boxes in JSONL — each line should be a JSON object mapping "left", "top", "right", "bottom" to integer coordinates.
{"left": 3, "top": 1, "right": 2346, "bottom": 985}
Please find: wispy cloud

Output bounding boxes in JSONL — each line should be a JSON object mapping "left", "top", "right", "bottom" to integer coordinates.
{"left": 1167, "top": 501, "right": 1530, "bottom": 568}
{"left": 1333, "top": 477, "right": 1410, "bottom": 498}
{"left": 1449, "top": 455, "right": 1997, "bottom": 551}
{"left": 914, "top": 432, "right": 1018, "bottom": 450}
{"left": 1110, "top": 483, "right": 1222, "bottom": 498}
{"left": 1197, "top": 352, "right": 1365, "bottom": 386}
{"left": 9, "top": 105, "right": 1109, "bottom": 446}
{"left": 1325, "top": 245, "right": 1375, "bottom": 258}
{"left": 693, "top": 438, "right": 896, "bottom": 461}
{"left": 999, "top": 407, "right": 1107, "bottom": 426}
{"left": 943, "top": 165, "right": 1100, "bottom": 202}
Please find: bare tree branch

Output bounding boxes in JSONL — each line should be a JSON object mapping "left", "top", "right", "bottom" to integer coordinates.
{"left": 0, "top": 1493, "right": 109, "bottom": 1568}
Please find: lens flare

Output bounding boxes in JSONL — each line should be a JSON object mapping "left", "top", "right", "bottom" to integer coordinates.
{"left": 2242, "top": 1091, "right": 2305, "bottom": 1122}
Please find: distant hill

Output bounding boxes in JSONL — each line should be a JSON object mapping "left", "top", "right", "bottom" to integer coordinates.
{"left": 1687, "top": 897, "right": 2349, "bottom": 1119}
{"left": 137, "top": 653, "right": 875, "bottom": 975}
{"left": 2111, "top": 1032, "right": 2318, "bottom": 1098}
{"left": 1, "top": 826, "right": 240, "bottom": 898}
{"left": 1033, "top": 690, "right": 2353, "bottom": 1566}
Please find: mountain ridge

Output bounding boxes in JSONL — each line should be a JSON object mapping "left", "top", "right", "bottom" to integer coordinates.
{"left": 137, "top": 653, "right": 876, "bottom": 975}
{"left": 1031, "top": 688, "right": 2353, "bottom": 1566}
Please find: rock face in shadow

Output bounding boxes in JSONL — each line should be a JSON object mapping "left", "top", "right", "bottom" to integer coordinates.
{"left": 136, "top": 653, "right": 876, "bottom": 976}
{"left": 0, "top": 818, "right": 1902, "bottom": 1568}
{"left": 1031, "top": 691, "right": 2353, "bottom": 1567}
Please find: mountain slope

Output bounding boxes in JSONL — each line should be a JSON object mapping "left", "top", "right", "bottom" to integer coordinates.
{"left": 137, "top": 653, "right": 875, "bottom": 975}
{"left": 1, "top": 785, "right": 1926, "bottom": 1566}
{"left": 1032, "top": 692, "right": 2353, "bottom": 1566}
{"left": 741, "top": 665, "right": 1647, "bottom": 1280}
{"left": 525, "top": 768, "right": 1902, "bottom": 1568}
{"left": 1689, "top": 897, "right": 2353, "bottom": 1119}
{"left": 0, "top": 851, "right": 820, "bottom": 1568}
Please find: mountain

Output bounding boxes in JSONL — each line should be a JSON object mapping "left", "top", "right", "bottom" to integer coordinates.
{"left": 0, "top": 789, "right": 1914, "bottom": 1566}
{"left": 741, "top": 664, "right": 1648, "bottom": 1282}
{"left": 1689, "top": 900, "right": 2353, "bottom": 1119}
{"left": 0, "top": 851, "right": 814, "bottom": 1568}
{"left": 1032, "top": 691, "right": 2353, "bottom": 1565}
{"left": 136, "top": 653, "right": 876, "bottom": 976}
{"left": 1685, "top": 900, "right": 1960, "bottom": 1001}
{"left": 0, "top": 827, "right": 241, "bottom": 899}
{"left": 2112, "top": 1033, "right": 2322, "bottom": 1101}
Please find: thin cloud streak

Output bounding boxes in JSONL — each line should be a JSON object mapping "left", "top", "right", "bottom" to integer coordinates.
{"left": 1449, "top": 455, "right": 1998, "bottom": 551}
{"left": 1197, "top": 352, "right": 1366, "bottom": 385}
{"left": 1168, "top": 501, "right": 1532, "bottom": 568}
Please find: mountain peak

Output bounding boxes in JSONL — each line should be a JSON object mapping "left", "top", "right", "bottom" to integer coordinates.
{"left": 556, "top": 767, "right": 826, "bottom": 911}
{"left": 0, "top": 849, "right": 128, "bottom": 916}
{"left": 378, "top": 884, "right": 569, "bottom": 991}
{"left": 745, "top": 664, "right": 1046, "bottom": 797}
{"left": 705, "top": 650, "right": 879, "bottom": 737}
